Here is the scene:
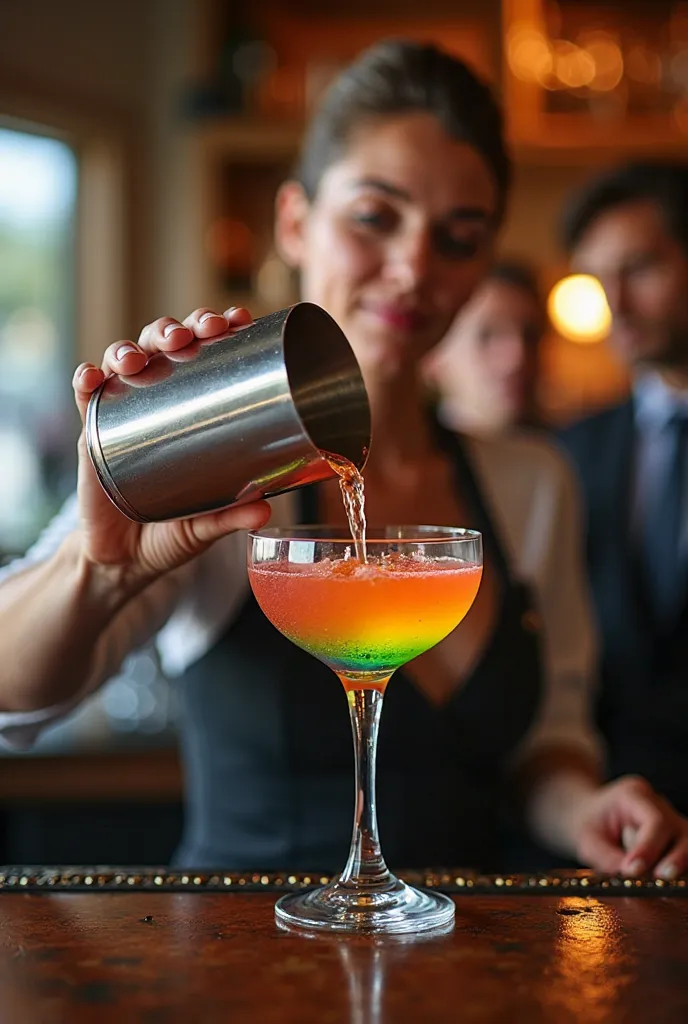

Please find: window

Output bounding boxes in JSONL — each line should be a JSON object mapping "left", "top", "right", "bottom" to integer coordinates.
{"left": 0, "top": 126, "right": 79, "bottom": 560}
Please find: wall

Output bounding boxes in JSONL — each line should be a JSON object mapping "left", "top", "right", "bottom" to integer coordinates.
{"left": 1, "top": 0, "right": 155, "bottom": 109}
{"left": 0, "top": 0, "right": 196, "bottom": 357}
{"left": 500, "top": 163, "right": 592, "bottom": 274}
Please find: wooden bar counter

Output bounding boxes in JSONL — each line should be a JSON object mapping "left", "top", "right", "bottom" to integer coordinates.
{"left": 0, "top": 870, "right": 687, "bottom": 1022}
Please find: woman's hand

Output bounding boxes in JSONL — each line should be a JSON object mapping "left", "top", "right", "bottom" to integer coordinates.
{"left": 72, "top": 306, "right": 270, "bottom": 591}
{"left": 574, "top": 775, "right": 688, "bottom": 880}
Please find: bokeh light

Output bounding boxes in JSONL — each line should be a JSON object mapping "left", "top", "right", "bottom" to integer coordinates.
{"left": 548, "top": 275, "right": 612, "bottom": 344}
{"left": 553, "top": 41, "right": 596, "bottom": 89}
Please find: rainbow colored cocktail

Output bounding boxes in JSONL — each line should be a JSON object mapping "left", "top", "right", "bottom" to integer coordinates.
{"left": 248, "top": 526, "right": 483, "bottom": 936}
{"left": 249, "top": 555, "right": 482, "bottom": 688}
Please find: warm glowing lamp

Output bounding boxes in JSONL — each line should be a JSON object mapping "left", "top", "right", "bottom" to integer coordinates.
{"left": 548, "top": 274, "right": 611, "bottom": 343}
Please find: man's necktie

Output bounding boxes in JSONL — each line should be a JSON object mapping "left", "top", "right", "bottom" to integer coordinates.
{"left": 642, "top": 413, "right": 688, "bottom": 627}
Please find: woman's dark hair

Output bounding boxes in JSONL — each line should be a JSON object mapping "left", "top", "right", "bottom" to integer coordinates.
{"left": 482, "top": 258, "right": 546, "bottom": 343}
{"left": 487, "top": 259, "right": 542, "bottom": 309}
{"left": 296, "top": 39, "right": 511, "bottom": 224}
{"left": 561, "top": 161, "right": 688, "bottom": 255}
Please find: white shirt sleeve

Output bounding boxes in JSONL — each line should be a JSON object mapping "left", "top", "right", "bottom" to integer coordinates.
{"left": 0, "top": 490, "right": 297, "bottom": 748}
{"left": 467, "top": 432, "right": 603, "bottom": 769}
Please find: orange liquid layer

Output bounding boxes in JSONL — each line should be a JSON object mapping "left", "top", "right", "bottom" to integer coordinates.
{"left": 248, "top": 555, "right": 482, "bottom": 680}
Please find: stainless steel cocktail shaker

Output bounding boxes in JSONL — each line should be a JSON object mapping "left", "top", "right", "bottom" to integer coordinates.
{"left": 86, "top": 302, "right": 371, "bottom": 523}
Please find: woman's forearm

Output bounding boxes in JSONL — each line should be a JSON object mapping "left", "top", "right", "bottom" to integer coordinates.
{"left": 518, "top": 747, "right": 601, "bottom": 858}
{"left": 526, "top": 771, "right": 598, "bottom": 858}
{"left": 0, "top": 531, "right": 147, "bottom": 712}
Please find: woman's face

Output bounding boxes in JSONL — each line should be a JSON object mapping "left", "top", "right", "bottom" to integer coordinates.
{"left": 426, "top": 278, "right": 543, "bottom": 430}
{"left": 276, "top": 112, "right": 498, "bottom": 381}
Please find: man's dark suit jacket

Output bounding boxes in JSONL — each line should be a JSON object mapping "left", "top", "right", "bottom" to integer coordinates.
{"left": 559, "top": 399, "right": 688, "bottom": 816}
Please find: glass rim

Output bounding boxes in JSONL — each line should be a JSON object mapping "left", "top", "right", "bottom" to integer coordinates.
{"left": 248, "top": 524, "right": 482, "bottom": 544}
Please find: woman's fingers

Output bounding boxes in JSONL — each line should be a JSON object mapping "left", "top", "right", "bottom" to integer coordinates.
{"left": 94, "top": 307, "right": 252, "bottom": 386}
{"left": 222, "top": 306, "right": 253, "bottom": 328}
{"left": 620, "top": 820, "right": 674, "bottom": 877}
{"left": 181, "top": 307, "right": 232, "bottom": 337}
{"left": 72, "top": 307, "right": 254, "bottom": 429}
{"left": 577, "top": 830, "right": 626, "bottom": 875}
{"left": 134, "top": 307, "right": 252, "bottom": 359}
{"left": 618, "top": 793, "right": 676, "bottom": 876}
{"left": 655, "top": 837, "right": 688, "bottom": 881}
{"left": 72, "top": 362, "right": 106, "bottom": 424}
{"left": 186, "top": 500, "right": 271, "bottom": 547}
{"left": 137, "top": 317, "right": 194, "bottom": 356}
{"left": 100, "top": 340, "right": 149, "bottom": 376}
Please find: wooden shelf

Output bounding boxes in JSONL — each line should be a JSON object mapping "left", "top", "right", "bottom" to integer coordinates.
{"left": 510, "top": 137, "right": 688, "bottom": 166}
{"left": 191, "top": 117, "right": 304, "bottom": 161}
{"left": 0, "top": 748, "right": 183, "bottom": 804}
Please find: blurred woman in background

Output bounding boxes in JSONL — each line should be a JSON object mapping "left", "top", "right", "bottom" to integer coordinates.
{"left": 423, "top": 259, "right": 547, "bottom": 436}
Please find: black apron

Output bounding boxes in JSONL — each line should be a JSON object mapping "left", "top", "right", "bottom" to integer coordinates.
{"left": 174, "top": 430, "right": 544, "bottom": 870}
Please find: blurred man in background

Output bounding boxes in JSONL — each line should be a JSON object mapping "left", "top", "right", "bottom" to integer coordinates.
{"left": 559, "top": 162, "right": 688, "bottom": 829}
{"left": 423, "top": 260, "right": 547, "bottom": 436}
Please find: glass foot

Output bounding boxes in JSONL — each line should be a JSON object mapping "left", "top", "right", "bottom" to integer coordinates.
{"left": 275, "top": 875, "right": 455, "bottom": 935}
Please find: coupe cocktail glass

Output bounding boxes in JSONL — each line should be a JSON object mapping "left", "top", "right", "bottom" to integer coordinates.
{"left": 248, "top": 525, "right": 482, "bottom": 935}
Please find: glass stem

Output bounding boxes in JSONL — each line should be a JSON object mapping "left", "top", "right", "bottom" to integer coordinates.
{"left": 339, "top": 684, "right": 392, "bottom": 889}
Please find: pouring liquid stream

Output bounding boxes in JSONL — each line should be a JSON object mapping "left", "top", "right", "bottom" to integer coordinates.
{"left": 321, "top": 451, "right": 368, "bottom": 564}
